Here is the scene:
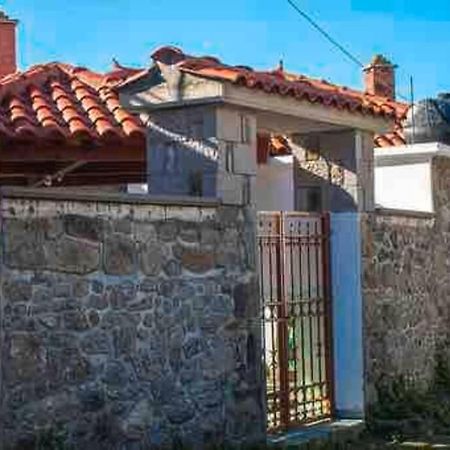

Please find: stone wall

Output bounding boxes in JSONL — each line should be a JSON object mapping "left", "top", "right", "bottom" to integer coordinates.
{"left": 0, "top": 191, "right": 264, "bottom": 449}
{"left": 362, "top": 156, "right": 450, "bottom": 406}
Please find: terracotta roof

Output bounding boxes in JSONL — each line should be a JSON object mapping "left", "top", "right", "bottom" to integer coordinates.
{"left": 0, "top": 61, "right": 145, "bottom": 145}
{"left": 149, "top": 46, "right": 408, "bottom": 121}
{"left": 0, "top": 46, "right": 408, "bottom": 157}
{"left": 374, "top": 117, "right": 408, "bottom": 147}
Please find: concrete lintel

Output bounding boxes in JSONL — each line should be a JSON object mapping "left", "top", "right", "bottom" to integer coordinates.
{"left": 224, "top": 84, "right": 392, "bottom": 134}
{"left": 120, "top": 95, "right": 225, "bottom": 113}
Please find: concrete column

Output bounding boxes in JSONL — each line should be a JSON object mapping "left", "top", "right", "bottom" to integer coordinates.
{"left": 145, "top": 104, "right": 258, "bottom": 205}
{"left": 215, "top": 106, "right": 257, "bottom": 205}
{"left": 291, "top": 129, "right": 375, "bottom": 212}
{"left": 146, "top": 105, "right": 219, "bottom": 198}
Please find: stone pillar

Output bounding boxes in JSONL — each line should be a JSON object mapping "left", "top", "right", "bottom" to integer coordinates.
{"left": 291, "top": 129, "right": 374, "bottom": 213}
{"left": 145, "top": 105, "right": 257, "bottom": 206}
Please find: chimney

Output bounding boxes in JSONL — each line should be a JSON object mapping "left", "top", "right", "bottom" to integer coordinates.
{"left": 0, "top": 10, "right": 18, "bottom": 78}
{"left": 364, "top": 54, "right": 396, "bottom": 100}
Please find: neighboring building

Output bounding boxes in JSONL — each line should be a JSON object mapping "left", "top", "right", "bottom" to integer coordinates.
{"left": 374, "top": 93, "right": 450, "bottom": 212}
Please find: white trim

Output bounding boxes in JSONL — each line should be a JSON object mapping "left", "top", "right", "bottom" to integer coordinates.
{"left": 375, "top": 142, "right": 450, "bottom": 166}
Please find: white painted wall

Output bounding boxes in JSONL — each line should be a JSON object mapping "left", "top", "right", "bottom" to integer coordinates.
{"left": 374, "top": 142, "right": 450, "bottom": 213}
{"left": 375, "top": 162, "right": 433, "bottom": 212}
{"left": 255, "top": 155, "right": 294, "bottom": 211}
{"left": 330, "top": 212, "right": 364, "bottom": 419}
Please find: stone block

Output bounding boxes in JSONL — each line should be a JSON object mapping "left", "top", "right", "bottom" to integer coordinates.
{"left": 139, "top": 241, "right": 167, "bottom": 276}
{"left": 174, "top": 244, "right": 215, "bottom": 273}
{"left": 103, "top": 234, "right": 137, "bottom": 275}
{"left": 47, "top": 236, "right": 101, "bottom": 274}
{"left": 64, "top": 214, "right": 104, "bottom": 241}
{"left": 2, "top": 279, "right": 32, "bottom": 303}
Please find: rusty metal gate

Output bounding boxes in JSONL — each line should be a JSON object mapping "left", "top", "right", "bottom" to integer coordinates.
{"left": 258, "top": 212, "right": 334, "bottom": 432}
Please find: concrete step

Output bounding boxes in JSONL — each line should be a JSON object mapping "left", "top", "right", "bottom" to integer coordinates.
{"left": 267, "top": 419, "right": 365, "bottom": 449}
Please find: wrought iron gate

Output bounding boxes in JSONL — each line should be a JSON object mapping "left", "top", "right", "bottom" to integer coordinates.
{"left": 258, "top": 212, "right": 334, "bottom": 432}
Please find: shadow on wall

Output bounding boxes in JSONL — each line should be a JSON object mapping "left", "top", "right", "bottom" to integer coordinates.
{"left": 295, "top": 165, "right": 357, "bottom": 213}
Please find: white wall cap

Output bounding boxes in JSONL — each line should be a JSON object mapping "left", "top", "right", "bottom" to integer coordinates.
{"left": 375, "top": 142, "right": 450, "bottom": 166}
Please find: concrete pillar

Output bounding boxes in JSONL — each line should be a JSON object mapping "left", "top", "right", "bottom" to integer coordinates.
{"left": 291, "top": 129, "right": 374, "bottom": 212}
{"left": 216, "top": 106, "right": 257, "bottom": 205}
{"left": 145, "top": 104, "right": 257, "bottom": 205}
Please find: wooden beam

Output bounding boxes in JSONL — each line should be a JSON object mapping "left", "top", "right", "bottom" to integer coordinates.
{"left": 32, "top": 161, "right": 87, "bottom": 188}
{"left": 0, "top": 143, "right": 145, "bottom": 162}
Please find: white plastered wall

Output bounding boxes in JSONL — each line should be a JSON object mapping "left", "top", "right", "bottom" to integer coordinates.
{"left": 375, "top": 142, "right": 450, "bottom": 213}
{"left": 375, "top": 162, "right": 432, "bottom": 212}
{"left": 255, "top": 155, "right": 294, "bottom": 211}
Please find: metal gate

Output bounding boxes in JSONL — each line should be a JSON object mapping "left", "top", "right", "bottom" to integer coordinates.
{"left": 258, "top": 212, "right": 334, "bottom": 432}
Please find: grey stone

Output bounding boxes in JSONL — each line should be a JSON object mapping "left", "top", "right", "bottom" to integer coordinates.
{"left": 63, "top": 310, "right": 90, "bottom": 331}
{"left": 5, "top": 333, "right": 46, "bottom": 383}
{"left": 179, "top": 224, "right": 199, "bottom": 243}
{"left": 113, "top": 326, "right": 137, "bottom": 356}
{"left": 164, "top": 396, "right": 195, "bottom": 425}
{"left": 139, "top": 277, "right": 158, "bottom": 293}
{"left": 102, "top": 360, "right": 130, "bottom": 386}
{"left": 47, "top": 236, "right": 101, "bottom": 274}
{"left": 87, "top": 293, "right": 108, "bottom": 310}
{"left": 128, "top": 295, "right": 154, "bottom": 311}
{"left": 91, "top": 280, "right": 104, "bottom": 294}
{"left": 4, "top": 221, "right": 47, "bottom": 269}
{"left": 104, "top": 234, "right": 137, "bottom": 275}
{"left": 3, "top": 279, "right": 32, "bottom": 303}
{"left": 183, "top": 336, "right": 206, "bottom": 359}
{"left": 78, "top": 383, "right": 105, "bottom": 412}
{"left": 73, "top": 278, "right": 90, "bottom": 297}
{"left": 114, "top": 218, "right": 132, "bottom": 234}
{"left": 107, "top": 282, "right": 137, "bottom": 310}
{"left": 233, "top": 279, "right": 258, "bottom": 319}
{"left": 101, "top": 311, "right": 139, "bottom": 330}
{"left": 173, "top": 244, "right": 216, "bottom": 273}
{"left": 163, "top": 259, "right": 182, "bottom": 277}
{"left": 37, "top": 314, "right": 60, "bottom": 330}
{"left": 64, "top": 214, "right": 104, "bottom": 241}
{"left": 139, "top": 241, "right": 166, "bottom": 276}
{"left": 157, "top": 220, "right": 179, "bottom": 242}
{"left": 53, "top": 283, "right": 72, "bottom": 298}
{"left": 81, "top": 330, "right": 111, "bottom": 354}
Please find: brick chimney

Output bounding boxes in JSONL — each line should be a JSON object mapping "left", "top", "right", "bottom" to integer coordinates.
{"left": 364, "top": 54, "right": 396, "bottom": 100}
{"left": 0, "top": 10, "right": 18, "bottom": 79}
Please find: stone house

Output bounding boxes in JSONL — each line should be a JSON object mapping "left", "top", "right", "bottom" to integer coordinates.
{"left": 0, "top": 8, "right": 445, "bottom": 450}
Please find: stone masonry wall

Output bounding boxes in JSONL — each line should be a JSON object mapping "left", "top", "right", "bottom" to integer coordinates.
{"left": 0, "top": 192, "right": 264, "bottom": 449}
{"left": 362, "top": 156, "right": 450, "bottom": 406}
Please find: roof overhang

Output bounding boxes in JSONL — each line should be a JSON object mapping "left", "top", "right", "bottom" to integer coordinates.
{"left": 119, "top": 68, "right": 394, "bottom": 134}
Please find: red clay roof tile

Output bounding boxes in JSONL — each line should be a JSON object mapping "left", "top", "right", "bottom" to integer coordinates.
{"left": 147, "top": 46, "right": 407, "bottom": 122}
{"left": 0, "top": 62, "right": 145, "bottom": 147}
{"left": 0, "top": 46, "right": 408, "bottom": 153}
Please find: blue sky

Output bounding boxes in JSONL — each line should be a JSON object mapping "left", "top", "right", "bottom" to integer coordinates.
{"left": 1, "top": 0, "right": 450, "bottom": 101}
